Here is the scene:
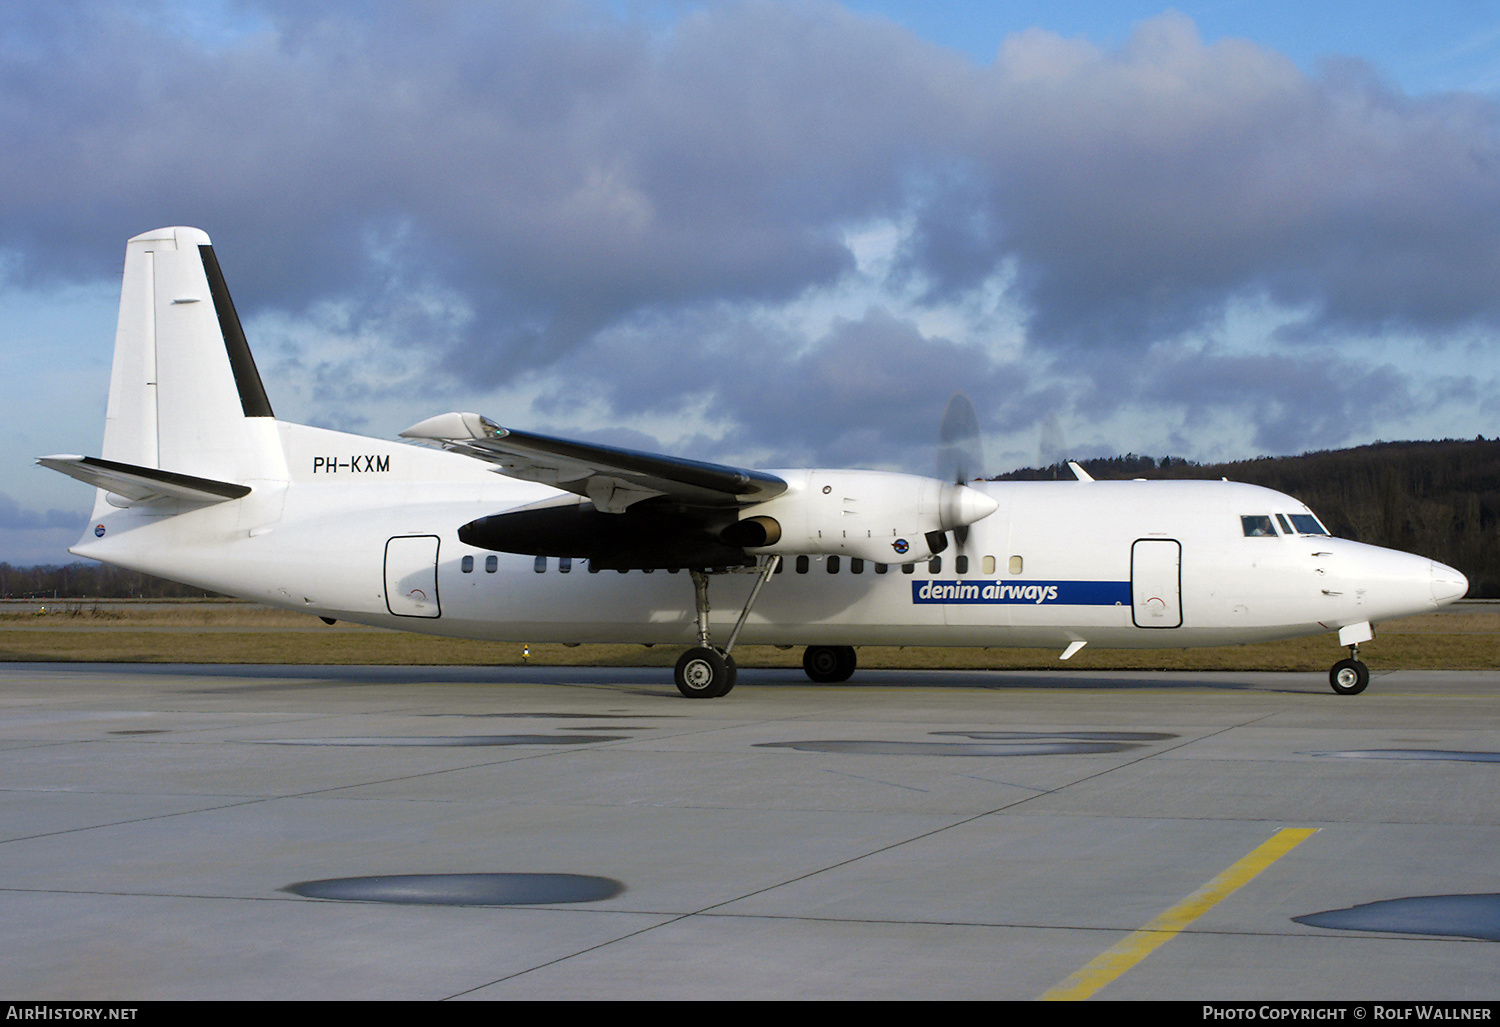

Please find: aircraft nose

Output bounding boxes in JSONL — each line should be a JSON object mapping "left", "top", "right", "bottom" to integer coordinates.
{"left": 1432, "top": 561, "right": 1468, "bottom": 605}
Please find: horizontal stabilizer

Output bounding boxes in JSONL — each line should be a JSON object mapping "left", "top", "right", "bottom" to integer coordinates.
{"left": 37, "top": 454, "right": 250, "bottom": 505}
{"left": 401, "top": 412, "right": 787, "bottom": 512}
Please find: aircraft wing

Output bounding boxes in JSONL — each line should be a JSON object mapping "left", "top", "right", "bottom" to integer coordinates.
{"left": 37, "top": 455, "right": 251, "bottom": 505}
{"left": 400, "top": 412, "right": 787, "bottom": 513}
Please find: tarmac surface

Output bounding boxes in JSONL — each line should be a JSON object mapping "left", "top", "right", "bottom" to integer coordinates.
{"left": 1, "top": 662, "right": 1497, "bottom": 1001}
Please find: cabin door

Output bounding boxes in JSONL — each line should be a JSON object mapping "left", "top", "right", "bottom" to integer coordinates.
{"left": 385, "top": 535, "right": 441, "bottom": 618}
{"left": 1131, "top": 539, "right": 1181, "bottom": 628}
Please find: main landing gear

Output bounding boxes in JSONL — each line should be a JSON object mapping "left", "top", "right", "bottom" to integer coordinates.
{"left": 803, "top": 645, "right": 857, "bottom": 683}
{"left": 674, "top": 558, "right": 780, "bottom": 699}
{"left": 1329, "top": 643, "right": 1370, "bottom": 696}
{"left": 668, "top": 560, "right": 861, "bottom": 696}
{"left": 675, "top": 646, "right": 735, "bottom": 698}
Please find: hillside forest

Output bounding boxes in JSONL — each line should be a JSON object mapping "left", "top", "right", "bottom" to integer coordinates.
{"left": 997, "top": 437, "right": 1500, "bottom": 598}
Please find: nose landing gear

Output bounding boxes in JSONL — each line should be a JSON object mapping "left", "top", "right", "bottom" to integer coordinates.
{"left": 1329, "top": 644, "right": 1370, "bottom": 695}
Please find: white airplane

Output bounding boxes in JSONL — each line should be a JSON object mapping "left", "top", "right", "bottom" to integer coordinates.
{"left": 39, "top": 227, "right": 1469, "bottom": 698}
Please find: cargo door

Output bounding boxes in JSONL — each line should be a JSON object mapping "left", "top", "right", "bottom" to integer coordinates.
{"left": 385, "top": 535, "right": 441, "bottom": 618}
{"left": 1131, "top": 539, "right": 1181, "bottom": 628}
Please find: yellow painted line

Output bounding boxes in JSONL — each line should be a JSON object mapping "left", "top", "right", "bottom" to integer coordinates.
{"left": 1038, "top": 827, "right": 1319, "bottom": 1001}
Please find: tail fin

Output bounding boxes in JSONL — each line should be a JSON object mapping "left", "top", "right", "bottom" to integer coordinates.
{"left": 102, "top": 227, "right": 286, "bottom": 484}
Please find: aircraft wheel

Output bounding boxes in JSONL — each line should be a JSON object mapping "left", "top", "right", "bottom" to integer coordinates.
{"left": 675, "top": 647, "right": 736, "bottom": 698}
{"left": 1329, "top": 658, "right": 1369, "bottom": 696}
{"left": 803, "top": 645, "right": 857, "bottom": 683}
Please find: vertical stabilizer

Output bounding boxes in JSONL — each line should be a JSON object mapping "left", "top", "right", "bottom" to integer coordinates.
{"left": 102, "top": 228, "right": 286, "bottom": 485}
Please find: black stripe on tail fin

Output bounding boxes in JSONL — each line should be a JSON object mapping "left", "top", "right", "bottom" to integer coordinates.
{"left": 199, "top": 244, "right": 274, "bottom": 418}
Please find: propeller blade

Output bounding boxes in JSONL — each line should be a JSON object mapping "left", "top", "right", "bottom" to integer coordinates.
{"left": 938, "top": 393, "right": 984, "bottom": 550}
{"left": 938, "top": 392, "right": 981, "bottom": 485}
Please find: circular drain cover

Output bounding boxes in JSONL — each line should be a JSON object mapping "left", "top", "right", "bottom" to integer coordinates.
{"left": 256, "top": 734, "right": 624, "bottom": 746}
{"left": 756, "top": 740, "right": 1128, "bottom": 756}
{"left": 1305, "top": 749, "right": 1500, "bottom": 763}
{"left": 931, "top": 731, "right": 1175, "bottom": 742}
{"left": 1295, "top": 894, "right": 1500, "bottom": 941}
{"left": 286, "top": 873, "right": 624, "bottom": 905}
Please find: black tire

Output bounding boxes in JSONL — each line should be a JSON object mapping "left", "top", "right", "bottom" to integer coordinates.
{"left": 675, "top": 647, "right": 735, "bottom": 698}
{"left": 1329, "top": 658, "right": 1370, "bottom": 696}
{"left": 803, "top": 645, "right": 857, "bottom": 683}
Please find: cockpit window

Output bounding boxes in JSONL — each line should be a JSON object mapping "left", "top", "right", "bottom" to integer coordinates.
{"left": 1241, "top": 515, "right": 1277, "bottom": 537}
{"left": 1288, "top": 514, "right": 1330, "bottom": 536}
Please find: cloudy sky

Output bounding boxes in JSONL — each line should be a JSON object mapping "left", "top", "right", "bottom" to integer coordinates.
{"left": 4, "top": 1, "right": 1500, "bottom": 564}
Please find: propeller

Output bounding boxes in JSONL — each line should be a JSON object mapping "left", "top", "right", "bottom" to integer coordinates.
{"left": 938, "top": 392, "right": 984, "bottom": 548}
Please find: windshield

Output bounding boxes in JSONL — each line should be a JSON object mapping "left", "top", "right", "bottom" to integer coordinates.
{"left": 1288, "top": 513, "right": 1329, "bottom": 536}
{"left": 1241, "top": 515, "right": 1277, "bottom": 537}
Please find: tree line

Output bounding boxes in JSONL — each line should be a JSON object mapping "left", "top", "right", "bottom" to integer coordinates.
{"left": 996, "top": 437, "right": 1500, "bottom": 597}
{"left": 0, "top": 562, "right": 223, "bottom": 600}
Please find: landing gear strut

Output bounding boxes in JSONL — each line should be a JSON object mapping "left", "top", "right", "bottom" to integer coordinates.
{"left": 1329, "top": 643, "right": 1370, "bottom": 696}
{"left": 673, "top": 558, "right": 779, "bottom": 699}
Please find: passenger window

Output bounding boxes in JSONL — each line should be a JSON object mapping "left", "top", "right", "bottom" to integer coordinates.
{"left": 559, "top": 557, "right": 572, "bottom": 573}
{"left": 1009, "top": 556, "right": 1023, "bottom": 575}
{"left": 1241, "top": 515, "right": 1277, "bottom": 537}
{"left": 929, "top": 557, "right": 942, "bottom": 573}
{"left": 461, "top": 555, "right": 474, "bottom": 573}
{"left": 485, "top": 555, "right": 498, "bottom": 573}
{"left": 902, "top": 562, "right": 915, "bottom": 574}
{"left": 874, "top": 563, "right": 888, "bottom": 574}
{"left": 796, "top": 556, "right": 809, "bottom": 574}
{"left": 982, "top": 555, "right": 995, "bottom": 575}
{"left": 827, "top": 556, "right": 840, "bottom": 573}
{"left": 955, "top": 555, "right": 968, "bottom": 575}
{"left": 534, "top": 556, "right": 547, "bottom": 573}
{"left": 850, "top": 558, "right": 864, "bottom": 574}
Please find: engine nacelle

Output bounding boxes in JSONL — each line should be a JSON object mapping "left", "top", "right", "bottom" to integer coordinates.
{"left": 726, "top": 469, "right": 998, "bottom": 565}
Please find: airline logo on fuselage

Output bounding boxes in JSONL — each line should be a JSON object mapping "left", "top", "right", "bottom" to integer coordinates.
{"left": 913, "top": 580, "right": 1130, "bottom": 605}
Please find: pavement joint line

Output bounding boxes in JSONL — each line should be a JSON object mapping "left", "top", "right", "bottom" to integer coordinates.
{"left": 0, "top": 704, "right": 1282, "bottom": 846}
{"left": 1036, "top": 826, "right": 1320, "bottom": 1001}
{"left": 0, "top": 741, "right": 644, "bottom": 845}
{"left": 448, "top": 713, "right": 1289, "bottom": 995}
{"left": 9, "top": 883, "right": 1492, "bottom": 948}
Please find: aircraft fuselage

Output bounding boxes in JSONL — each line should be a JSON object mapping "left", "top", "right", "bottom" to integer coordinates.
{"left": 70, "top": 421, "right": 1459, "bottom": 653}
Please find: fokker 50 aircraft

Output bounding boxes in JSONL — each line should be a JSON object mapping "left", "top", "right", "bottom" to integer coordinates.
{"left": 40, "top": 227, "right": 1469, "bottom": 698}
